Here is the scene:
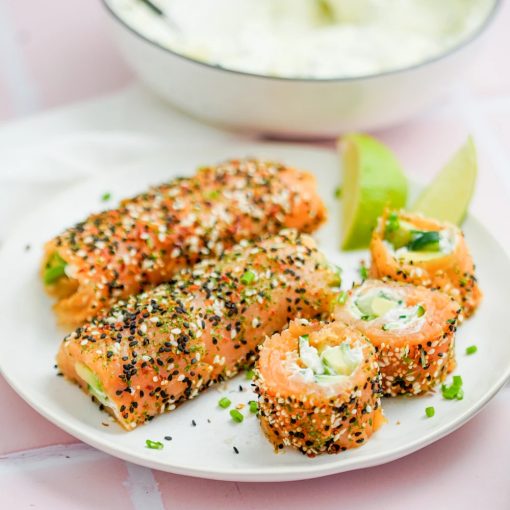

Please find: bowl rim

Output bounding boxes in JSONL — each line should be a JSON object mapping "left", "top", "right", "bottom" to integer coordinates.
{"left": 101, "top": 0, "right": 502, "bottom": 83}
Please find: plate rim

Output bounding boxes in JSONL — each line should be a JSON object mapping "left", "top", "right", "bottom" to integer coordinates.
{"left": 1, "top": 142, "right": 509, "bottom": 482}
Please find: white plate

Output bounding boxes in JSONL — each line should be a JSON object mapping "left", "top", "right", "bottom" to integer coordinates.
{"left": 1, "top": 143, "right": 509, "bottom": 482}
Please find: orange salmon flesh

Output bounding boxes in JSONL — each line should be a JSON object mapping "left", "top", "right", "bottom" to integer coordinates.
{"left": 56, "top": 232, "right": 339, "bottom": 431}
{"left": 335, "top": 280, "right": 460, "bottom": 396}
{"left": 369, "top": 211, "right": 481, "bottom": 320}
{"left": 254, "top": 320, "right": 386, "bottom": 457}
{"left": 43, "top": 160, "right": 327, "bottom": 327}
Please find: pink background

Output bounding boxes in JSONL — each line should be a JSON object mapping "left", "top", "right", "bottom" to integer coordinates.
{"left": 1, "top": 1, "right": 510, "bottom": 509}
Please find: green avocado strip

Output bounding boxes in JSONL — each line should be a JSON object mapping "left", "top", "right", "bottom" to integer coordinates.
{"left": 44, "top": 252, "right": 68, "bottom": 284}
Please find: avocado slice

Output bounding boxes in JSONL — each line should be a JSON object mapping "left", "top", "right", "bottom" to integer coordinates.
{"left": 355, "top": 293, "right": 375, "bottom": 317}
{"left": 384, "top": 219, "right": 416, "bottom": 249}
{"left": 44, "top": 252, "right": 68, "bottom": 285}
{"left": 398, "top": 250, "right": 445, "bottom": 262}
{"left": 75, "top": 362, "right": 109, "bottom": 406}
{"left": 321, "top": 344, "right": 360, "bottom": 376}
{"left": 315, "top": 374, "right": 347, "bottom": 385}
{"left": 371, "top": 296, "right": 398, "bottom": 317}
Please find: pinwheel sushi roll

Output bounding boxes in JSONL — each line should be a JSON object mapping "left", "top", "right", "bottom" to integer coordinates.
{"left": 254, "top": 320, "right": 385, "bottom": 457}
{"left": 43, "top": 159, "right": 327, "bottom": 326}
{"left": 369, "top": 210, "right": 481, "bottom": 320}
{"left": 335, "top": 280, "right": 460, "bottom": 396}
{"left": 56, "top": 231, "right": 340, "bottom": 431}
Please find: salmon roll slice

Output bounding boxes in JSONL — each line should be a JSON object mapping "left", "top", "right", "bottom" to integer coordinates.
{"left": 56, "top": 231, "right": 340, "bottom": 431}
{"left": 254, "top": 320, "right": 385, "bottom": 457}
{"left": 335, "top": 280, "right": 460, "bottom": 396}
{"left": 43, "top": 159, "right": 327, "bottom": 327}
{"left": 369, "top": 210, "right": 481, "bottom": 320}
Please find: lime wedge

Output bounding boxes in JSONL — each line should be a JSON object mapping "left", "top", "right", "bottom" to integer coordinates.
{"left": 339, "top": 133, "right": 408, "bottom": 250}
{"left": 411, "top": 137, "right": 477, "bottom": 224}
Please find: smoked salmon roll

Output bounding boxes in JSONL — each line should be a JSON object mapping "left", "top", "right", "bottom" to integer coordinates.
{"left": 56, "top": 231, "right": 340, "bottom": 431}
{"left": 369, "top": 210, "right": 481, "bottom": 320}
{"left": 335, "top": 280, "right": 460, "bottom": 396}
{"left": 254, "top": 320, "right": 385, "bottom": 457}
{"left": 43, "top": 159, "right": 327, "bottom": 326}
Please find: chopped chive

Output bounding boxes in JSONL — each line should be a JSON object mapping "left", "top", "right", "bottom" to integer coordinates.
{"left": 245, "top": 369, "right": 254, "bottom": 380}
{"left": 385, "top": 212, "right": 400, "bottom": 232}
{"left": 466, "top": 345, "right": 477, "bottom": 355}
{"left": 230, "top": 409, "right": 244, "bottom": 423}
{"left": 207, "top": 190, "right": 220, "bottom": 200}
{"left": 453, "top": 375, "right": 463, "bottom": 387}
{"left": 334, "top": 186, "right": 341, "bottom": 199}
{"left": 146, "top": 439, "right": 164, "bottom": 450}
{"left": 360, "top": 315, "right": 371, "bottom": 321}
{"left": 417, "top": 305, "right": 425, "bottom": 317}
{"left": 382, "top": 324, "right": 389, "bottom": 331}
{"left": 360, "top": 266, "right": 368, "bottom": 279}
{"left": 102, "top": 192, "right": 111, "bottom": 201}
{"left": 446, "top": 318, "right": 456, "bottom": 324}
{"left": 425, "top": 407, "right": 435, "bottom": 418}
{"left": 442, "top": 386, "right": 460, "bottom": 400}
{"left": 456, "top": 388, "right": 465, "bottom": 400}
{"left": 421, "top": 350, "right": 427, "bottom": 369}
{"left": 241, "top": 270, "right": 255, "bottom": 285}
{"left": 249, "top": 401, "right": 258, "bottom": 413}
{"left": 337, "top": 291, "right": 348, "bottom": 305}
{"left": 218, "top": 397, "right": 231, "bottom": 408}
{"left": 299, "top": 334, "right": 309, "bottom": 342}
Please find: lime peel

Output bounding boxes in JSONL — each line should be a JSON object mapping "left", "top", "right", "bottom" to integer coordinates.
{"left": 411, "top": 137, "right": 477, "bottom": 224}
{"left": 338, "top": 133, "right": 408, "bottom": 251}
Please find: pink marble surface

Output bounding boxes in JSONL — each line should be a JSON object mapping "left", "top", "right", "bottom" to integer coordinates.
{"left": 1, "top": 1, "right": 510, "bottom": 509}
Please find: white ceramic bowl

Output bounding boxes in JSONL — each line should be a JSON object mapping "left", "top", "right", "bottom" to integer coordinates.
{"left": 102, "top": 1, "right": 500, "bottom": 138}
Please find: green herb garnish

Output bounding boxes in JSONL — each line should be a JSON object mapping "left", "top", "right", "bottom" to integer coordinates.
{"left": 146, "top": 439, "right": 164, "bottom": 450}
{"left": 230, "top": 410, "right": 244, "bottom": 423}
{"left": 245, "top": 369, "right": 254, "bottom": 380}
{"left": 249, "top": 401, "right": 258, "bottom": 413}
{"left": 425, "top": 407, "right": 435, "bottom": 418}
{"left": 102, "top": 193, "right": 111, "bottom": 201}
{"left": 385, "top": 212, "right": 400, "bottom": 233}
{"left": 466, "top": 345, "right": 477, "bottom": 355}
{"left": 442, "top": 376, "right": 464, "bottom": 400}
{"left": 241, "top": 270, "right": 255, "bottom": 285}
{"left": 207, "top": 190, "right": 220, "bottom": 200}
{"left": 337, "top": 291, "right": 348, "bottom": 305}
{"left": 360, "top": 266, "right": 368, "bottom": 279}
{"left": 219, "top": 397, "right": 231, "bottom": 408}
